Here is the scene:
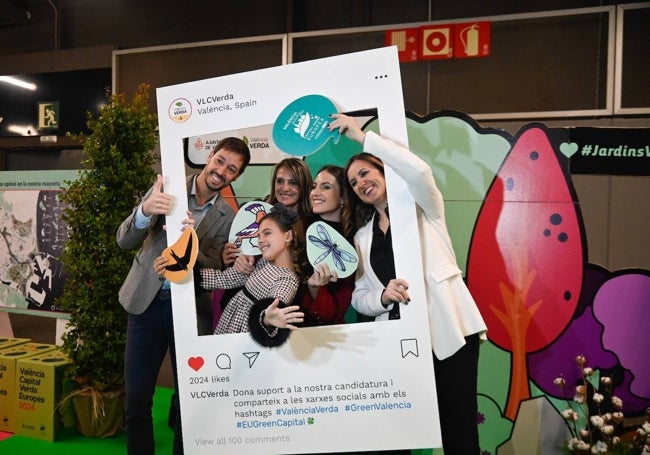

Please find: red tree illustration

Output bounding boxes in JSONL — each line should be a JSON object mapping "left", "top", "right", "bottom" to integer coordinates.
{"left": 467, "top": 126, "right": 584, "bottom": 420}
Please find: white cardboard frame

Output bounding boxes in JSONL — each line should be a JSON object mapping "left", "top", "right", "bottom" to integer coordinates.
{"left": 156, "top": 46, "right": 440, "bottom": 454}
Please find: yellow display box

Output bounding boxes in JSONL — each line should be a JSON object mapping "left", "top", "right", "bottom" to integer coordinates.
{"left": 14, "top": 348, "right": 74, "bottom": 441}
{"left": 0, "top": 338, "right": 31, "bottom": 350}
{"left": 0, "top": 342, "right": 57, "bottom": 433}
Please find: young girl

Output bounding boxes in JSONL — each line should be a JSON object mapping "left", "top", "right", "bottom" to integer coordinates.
{"left": 248, "top": 166, "right": 357, "bottom": 347}
{"left": 221, "top": 157, "right": 313, "bottom": 266}
{"left": 216, "top": 158, "right": 313, "bottom": 329}
{"left": 198, "top": 204, "right": 305, "bottom": 336}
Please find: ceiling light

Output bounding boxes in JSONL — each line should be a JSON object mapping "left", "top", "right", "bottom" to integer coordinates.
{"left": 0, "top": 76, "right": 37, "bottom": 91}
{"left": 7, "top": 124, "right": 37, "bottom": 135}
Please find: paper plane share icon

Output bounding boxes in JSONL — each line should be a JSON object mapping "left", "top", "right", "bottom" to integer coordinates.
{"left": 243, "top": 352, "right": 260, "bottom": 368}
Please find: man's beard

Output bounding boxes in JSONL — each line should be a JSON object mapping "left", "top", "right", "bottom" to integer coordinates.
{"left": 203, "top": 170, "right": 226, "bottom": 192}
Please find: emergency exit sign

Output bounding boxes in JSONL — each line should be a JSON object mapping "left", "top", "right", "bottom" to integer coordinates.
{"left": 37, "top": 101, "right": 60, "bottom": 130}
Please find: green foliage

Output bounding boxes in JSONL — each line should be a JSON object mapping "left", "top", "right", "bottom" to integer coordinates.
{"left": 57, "top": 84, "right": 159, "bottom": 388}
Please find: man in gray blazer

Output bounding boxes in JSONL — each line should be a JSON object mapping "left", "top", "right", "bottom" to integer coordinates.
{"left": 116, "top": 137, "right": 250, "bottom": 455}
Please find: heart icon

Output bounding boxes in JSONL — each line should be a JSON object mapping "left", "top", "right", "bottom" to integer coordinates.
{"left": 559, "top": 142, "right": 579, "bottom": 158}
{"left": 188, "top": 356, "right": 204, "bottom": 372}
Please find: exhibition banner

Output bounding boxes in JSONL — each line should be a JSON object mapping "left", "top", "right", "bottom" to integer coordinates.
{"left": 0, "top": 170, "right": 77, "bottom": 313}
{"left": 156, "top": 47, "right": 440, "bottom": 454}
{"left": 557, "top": 127, "right": 650, "bottom": 176}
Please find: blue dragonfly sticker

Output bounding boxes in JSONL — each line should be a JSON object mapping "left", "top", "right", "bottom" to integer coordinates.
{"left": 306, "top": 221, "right": 358, "bottom": 278}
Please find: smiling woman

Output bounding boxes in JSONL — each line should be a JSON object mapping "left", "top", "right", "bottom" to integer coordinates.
{"left": 295, "top": 165, "right": 357, "bottom": 327}
{"left": 330, "top": 112, "right": 488, "bottom": 455}
{"left": 266, "top": 158, "right": 313, "bottom": 216}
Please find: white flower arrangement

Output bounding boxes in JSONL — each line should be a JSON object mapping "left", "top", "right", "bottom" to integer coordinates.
{"left": 555, "top": 355, "right": 650, "bottom": 454}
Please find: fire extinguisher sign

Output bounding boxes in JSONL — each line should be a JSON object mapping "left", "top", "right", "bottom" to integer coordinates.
{"left": 454, "top": 21, "right": 491, "bottom": 58}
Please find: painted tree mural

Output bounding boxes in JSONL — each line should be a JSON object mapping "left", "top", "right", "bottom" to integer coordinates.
{"left": 467, "top": 126, "right": 586, "bottom": 420}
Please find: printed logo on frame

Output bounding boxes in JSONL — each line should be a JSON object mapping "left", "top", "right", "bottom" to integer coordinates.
{"left": 169, "top": 98, "right": 192, "bottom": 123}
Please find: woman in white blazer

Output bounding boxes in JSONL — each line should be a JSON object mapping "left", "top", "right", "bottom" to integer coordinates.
{"left": 330, "top": 114, "right": 487, "bottom": 455}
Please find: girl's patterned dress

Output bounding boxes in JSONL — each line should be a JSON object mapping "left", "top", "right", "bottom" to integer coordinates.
{"left": 200, "top": 258, "right": 298, "bottom": 334}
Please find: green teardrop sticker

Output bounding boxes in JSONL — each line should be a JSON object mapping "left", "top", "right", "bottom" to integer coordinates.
{"left": 272, "top": 94, "right": 340, "bottom": 156}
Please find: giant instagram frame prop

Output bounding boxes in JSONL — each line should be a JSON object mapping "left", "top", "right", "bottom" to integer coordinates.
{"left": 156, "top": 47, "right": 440, "bottom": 454}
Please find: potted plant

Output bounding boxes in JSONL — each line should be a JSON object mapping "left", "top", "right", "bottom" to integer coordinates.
{"left": 57, "top": 83, "right": 158, "bottom": 437}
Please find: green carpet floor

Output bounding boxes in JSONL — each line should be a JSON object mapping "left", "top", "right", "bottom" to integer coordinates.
{"left": 0, "top": 386, "right": 442, "bottom": 454}
{"left": 0, "top": 386, "right": 174, "bottom": 455}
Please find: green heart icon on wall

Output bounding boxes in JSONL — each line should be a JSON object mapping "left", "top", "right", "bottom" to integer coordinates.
{"left": 560, "top": 142, "right": 579, "bottom": 158}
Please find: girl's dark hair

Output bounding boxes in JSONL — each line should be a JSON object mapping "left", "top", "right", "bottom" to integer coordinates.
{"left": 263, "top": 203, "right": 299, "bottom": 231}
{"left": 313, "top": 165, "right": 356, "bottom": 240}
{"left": 267, "top": 158, "right": 313, "bottom": 216}
{"left": 343, "top": 153, "right": 385, "bottom": 229}
{"left": 260, "top": 203, "right": 309, "bottom": 280}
